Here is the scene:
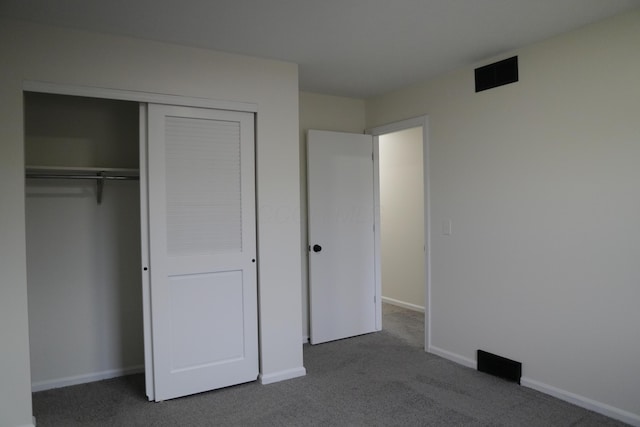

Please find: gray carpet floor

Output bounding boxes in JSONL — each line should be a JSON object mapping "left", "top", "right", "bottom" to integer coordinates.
{"left": 31, "top": 304, "right": 627, "bottom": 426}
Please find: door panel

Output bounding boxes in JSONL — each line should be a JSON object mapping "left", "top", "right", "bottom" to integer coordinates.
{"left": 167, "top": 272, "right": 245, "bottom": 371}
{"left": 307, "top": 130, "right": 376, "bottom": 345}
{"left": 145, "top": 104, "right": 257, "bottom": 401}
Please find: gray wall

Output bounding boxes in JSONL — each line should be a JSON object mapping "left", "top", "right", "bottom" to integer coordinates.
{"left": 0, "top": 19, "right": 303, "bottom": 427}
{"left": 367, "top": 10, "right": 640, "bottom": 422}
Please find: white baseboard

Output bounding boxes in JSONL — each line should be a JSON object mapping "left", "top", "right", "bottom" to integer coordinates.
{"left": 428, "top": 345, "right": 476, "bottom": 369}
{"left": 302, "top": 335, "right": 309, "bottom": 343}
{"left": 521, "top": 377, "right": 640, "bottom": 427}
{"left": 381, "top": 296, "right": 425, "bottom": 313}
{"left": 259, "top": 367, "right": 306, "bottom": 385}
{"left": 31, "top": 365, "right": 144, "bottom": 392}
{"left": 427, "top": 345, "right": 640, "bottom": 426}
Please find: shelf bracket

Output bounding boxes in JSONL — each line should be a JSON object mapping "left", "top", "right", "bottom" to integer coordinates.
{"left": 96, "top": 172, "right": 105, "bottom": 205}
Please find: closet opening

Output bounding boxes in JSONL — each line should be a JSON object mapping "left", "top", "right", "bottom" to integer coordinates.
{"left": 24, "top": 92, "right": 144, "bottom": 393}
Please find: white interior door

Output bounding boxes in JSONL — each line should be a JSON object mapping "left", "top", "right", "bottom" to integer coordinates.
{"left": 307, "top": 130, "right": 377, "bottom": 345}
{"left": 143, "top": 104, "right": 258, "bottom": 401}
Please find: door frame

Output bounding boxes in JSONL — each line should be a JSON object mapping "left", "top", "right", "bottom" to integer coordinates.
{"left": 367, "top": 116, "right": 431, "bottom": 351}
{"left": 22, "top": 81, "right": 260, "bottom": 399}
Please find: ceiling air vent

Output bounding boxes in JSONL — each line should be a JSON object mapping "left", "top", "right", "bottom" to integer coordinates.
{"left": 475, "top": 56, "right": 518, "bottom": 92}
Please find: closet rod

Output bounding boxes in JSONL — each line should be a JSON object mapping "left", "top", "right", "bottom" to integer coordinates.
{"left": 25, "top": 174, "right": 138, "bottom": 180}
{"left": 25, "top": 172, "right": 139, "bottom": 204}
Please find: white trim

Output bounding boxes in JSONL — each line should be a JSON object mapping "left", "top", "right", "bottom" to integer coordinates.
{"left": 521, "top": 377, "right": 640, "bottom": 427}
{"left": 367, "top": 116, "right": 426, "bottom": 136}
{"left": 428, "top": 346, "right": 476, "bottom": 369}
{"left": 22, "top": 81, "right": 258, "bottom": 113}
{"left": 31, "top": 365, "right": 144, "bottom": 392}
{"left": 372, "top": 138, "right": 382, "bottom": 331}
{"left": 422, "top": 119, "right": 432, "bottom": 352}
{"left": 381, "top": 296, "right": 425, "bottom": 313}
{"left": 259, "top": 367, "right": 306, "bottom": 385}
{"left": 302, "top": 335, "right": 309, "bottom": 343}
{"left": 368, "top": 115, "right": 431, "bottom": 353}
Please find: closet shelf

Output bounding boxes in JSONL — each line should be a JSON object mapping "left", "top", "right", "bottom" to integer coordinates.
{"left": 25, "top": 166, "right": 139, "bottom": 205}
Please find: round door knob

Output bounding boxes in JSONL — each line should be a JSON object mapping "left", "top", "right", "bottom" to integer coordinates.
{"left": 313, "top": 244, "right": 322, "bottom": 252}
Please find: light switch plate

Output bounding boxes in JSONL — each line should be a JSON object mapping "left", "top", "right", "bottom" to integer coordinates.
{"left": 443, "top": 219, "right": 452, "bottom": 236}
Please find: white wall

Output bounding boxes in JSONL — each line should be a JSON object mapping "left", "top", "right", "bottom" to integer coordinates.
{"left": 25, "top": 93, "right": 143, "bottom": 390}
{"left": 299, "top": 92, "right": 366, "bottom": 340}
{"left": 0, "top": 19, "right": 303, "bottom": 427}
{"left": 367, "top": 10, "right": 640, "bottom": 423}
{"left": 379, "top": 127, "right": 425, "bottom": 310}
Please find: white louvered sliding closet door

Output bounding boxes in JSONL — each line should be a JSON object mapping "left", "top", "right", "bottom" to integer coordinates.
{"left": 145, "top": 104, "right": 257, "bottom": 401}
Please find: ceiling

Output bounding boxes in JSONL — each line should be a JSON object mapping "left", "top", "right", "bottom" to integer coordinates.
{"left": 2, "top": 0, "right": 639, "bottom": 98}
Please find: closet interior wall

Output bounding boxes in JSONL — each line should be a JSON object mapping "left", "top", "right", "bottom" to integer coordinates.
{"left": 24, "top": 92, "right": 144, "bottom": 391}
